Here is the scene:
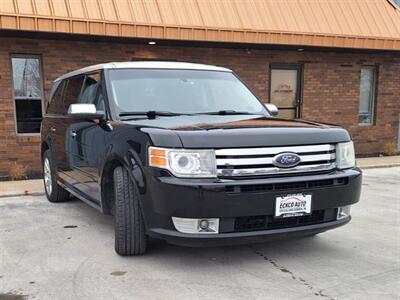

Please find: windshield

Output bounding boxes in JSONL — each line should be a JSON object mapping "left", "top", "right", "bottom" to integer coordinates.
{"left": 108, "top": 69, "right": 267, "bottom": 116}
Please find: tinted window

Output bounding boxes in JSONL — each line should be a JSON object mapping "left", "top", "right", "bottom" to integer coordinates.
{"left": 108, "top": 69, "right": 266, "bottom": 115}
{"left": 11, "top": 56, "right": 43, "bottom": 134}
{"left": 47, "top": 80, "right": 66, "bottom": 115}
{"left": 63, "top": 76, "right": 84, "bottom": 111}
{"left": 79, "top": 73, "right": 105, "bottom": 111}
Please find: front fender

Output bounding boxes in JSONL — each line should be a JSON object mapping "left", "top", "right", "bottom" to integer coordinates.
{"left": 99, "top": 147, "right": 147, "bottom": 215}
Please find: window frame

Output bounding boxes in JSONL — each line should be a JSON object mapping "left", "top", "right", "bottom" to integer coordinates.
{"left": 10, "top": 53, "right": 45, "bottom": 136}
{"left": 358, "top": 66, "right": 377, "bottom": 126}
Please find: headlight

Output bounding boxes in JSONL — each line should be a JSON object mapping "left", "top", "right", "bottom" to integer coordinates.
{"left": 149, "top": 147, "right": 217, "bottom": 178}
{"left": 336, "top": 141, "right": 355, "bottom": 169}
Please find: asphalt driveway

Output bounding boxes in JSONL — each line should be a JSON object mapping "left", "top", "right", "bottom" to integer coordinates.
{"left": 1, "top": 167, "right": 399, "bottom": 300}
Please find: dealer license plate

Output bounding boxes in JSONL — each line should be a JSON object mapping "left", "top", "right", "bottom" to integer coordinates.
{"left": 275, "top": 193, "right": 312, "bottom": 218}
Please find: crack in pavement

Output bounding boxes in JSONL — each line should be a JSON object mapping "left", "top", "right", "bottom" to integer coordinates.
{"left": 247, "top": 245, "right": 336, "bottom": 300}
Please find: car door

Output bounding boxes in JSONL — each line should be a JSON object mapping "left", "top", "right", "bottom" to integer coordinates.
{"left": 67, "top": 72, "right": 109, "bottom": 203}
{"left": 58, "top": 75, "right": 86, "bottom": 190}
{"left": 46, "top": 80, "right": 68, "bottom": 175}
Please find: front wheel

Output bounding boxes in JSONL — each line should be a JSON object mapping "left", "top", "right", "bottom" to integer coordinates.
{"left": 42, "top": 149, "right": 70, "bottom": 203}
{"left": 113, "top": 166, "right": 147, "bottom": 256}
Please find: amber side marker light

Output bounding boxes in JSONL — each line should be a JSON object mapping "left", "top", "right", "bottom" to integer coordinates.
{"left": 149, "top": 148, "right": 167, "bottom": 167}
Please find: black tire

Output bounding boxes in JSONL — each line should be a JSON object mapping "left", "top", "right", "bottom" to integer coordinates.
{"left": 113, "top": 166, "right": 147, "bottom": 256}
{"left": 43, "top": 149, "right": 70, "bottom": 203}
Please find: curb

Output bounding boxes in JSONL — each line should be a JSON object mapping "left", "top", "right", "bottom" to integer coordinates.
{"left": 0, "top": 192, "right": 45, "bottom": 199}
{"left": 359, "top": 164, "right": 400, "bottom": 170}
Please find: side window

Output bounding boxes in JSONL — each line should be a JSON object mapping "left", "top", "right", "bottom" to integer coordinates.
{"left": 79, "top": 72, "right": 105, "bottom": 111}
{"left": 47, "top": 80, "right": 66, "bottom": 115}
{"left": 63, "top": 75, "right": 85, "bottom": 111}
{"left": 11, "top": 56, "right": 44, "bottom": 134}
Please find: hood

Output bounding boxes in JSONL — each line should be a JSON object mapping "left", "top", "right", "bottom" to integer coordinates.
{"left": 125, "top": 115, "right": 351, "bottom": 148}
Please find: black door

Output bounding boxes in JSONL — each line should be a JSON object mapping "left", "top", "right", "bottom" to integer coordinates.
{"left": 269, "top": 64, "right": 302, "bottom": 119}
{"left": 58, "top": 75, "right": 86, "bottom": 190}
{"left": 46, "top": 80, "right": 68, "bottom": 175}
{"left": 67, "top": 72, "right": 108, "bottom": 203}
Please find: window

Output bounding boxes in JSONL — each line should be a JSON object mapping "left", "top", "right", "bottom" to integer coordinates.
{"left": 358, "top": 67, "right": 376, "bottom": 125}
{"left": 63, "top": 76, "right": 85, "bottom": 111}
{"left": 47, "top": 80, "right": 66, "bottom": 115}
{"left": 11, "top": 56, "right": 43, "bottom": 134}
{"left": 108, "top": 69, "right": 265, "bottom": 115}
{"left": 79, "top": 73, "right": 105, "bottom": 111}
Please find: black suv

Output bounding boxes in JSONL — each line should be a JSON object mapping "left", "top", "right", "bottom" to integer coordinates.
{"left": 41, "top": 62, "right": 362, "bottom": 255}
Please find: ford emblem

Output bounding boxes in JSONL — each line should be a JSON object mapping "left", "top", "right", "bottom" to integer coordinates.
{"left": 273, "top": 152, "right": 301, "bottom": 168}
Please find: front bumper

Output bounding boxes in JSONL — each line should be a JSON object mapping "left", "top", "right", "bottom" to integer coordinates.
{"left": 148, "top": 216, "right": 351, "bottom": 247}
{"left": 142, "top": 168, "right": 362, "bottom": 246}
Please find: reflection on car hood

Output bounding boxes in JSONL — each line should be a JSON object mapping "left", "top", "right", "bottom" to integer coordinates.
{"left": 123, "top": 114, "right": 333, "bottom": 130}
{"left": 123, "top": 115, "right": 350, "bottom": 148}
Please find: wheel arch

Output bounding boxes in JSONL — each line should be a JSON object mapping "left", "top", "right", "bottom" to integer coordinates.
{"left": 41, "top": 135, "right": 54, "bottom": 164}
{"left": 41, "top": 141, "right": 50, "bottom": 161}
{"left": 100, "top": 152, "right": 146, "bottom": 215}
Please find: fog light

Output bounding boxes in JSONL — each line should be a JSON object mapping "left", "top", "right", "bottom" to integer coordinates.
{"left": 337, "top": 205, "right": 351, "bottom": 220}
{"left": 172, "top": 217, "right": 219, "bottom": 234}
{"left": 199, "top": 219, "right": 209, "bottom": 230}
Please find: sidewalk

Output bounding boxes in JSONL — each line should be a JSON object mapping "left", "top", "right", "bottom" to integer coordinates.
{"left": 356, "top": 155, "right": 400, "bottom": 169}
{"left": 0, "top": 179, "right": 44, "bottom": 198}
{"left": 0, "top": 156, "right": 399, "bottom": 197}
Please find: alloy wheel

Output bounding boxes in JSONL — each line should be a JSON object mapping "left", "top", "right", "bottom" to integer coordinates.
{"left": 44, "top": 158, "right": 52, "bottom": 196}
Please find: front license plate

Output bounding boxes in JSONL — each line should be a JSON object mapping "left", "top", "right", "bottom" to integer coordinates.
{"left": 275, "top": 193, "right": 312, "bottom": 218}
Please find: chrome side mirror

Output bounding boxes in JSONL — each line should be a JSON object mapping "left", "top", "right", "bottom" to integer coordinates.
{"left": 67, "top": 104, "right": 104, "bottom": 120}
{"left": 265, "top": 103, "right": 278, "bottom": 116}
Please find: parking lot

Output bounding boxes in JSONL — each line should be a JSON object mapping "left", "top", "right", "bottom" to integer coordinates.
{"left": 0, "top": 167, "right": 399, "bottom": 300}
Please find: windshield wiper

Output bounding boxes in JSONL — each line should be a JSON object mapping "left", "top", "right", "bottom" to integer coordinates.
{"left": 194, "top": 110, "right": 263, "bottom": 116}
{"left": 119, "top": 111, "right": 189, "bottom": 119}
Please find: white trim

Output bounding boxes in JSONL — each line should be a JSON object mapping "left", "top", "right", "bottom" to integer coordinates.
{"left": 54, "top": 61, "right": 232, "bottom": 82}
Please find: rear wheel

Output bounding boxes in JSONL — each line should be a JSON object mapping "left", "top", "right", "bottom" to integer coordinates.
{"left": 43, "top": 149, "right": 70, "bottom": 203}
{"left": 113, "top": 166, "right": 147, "bottom": 256}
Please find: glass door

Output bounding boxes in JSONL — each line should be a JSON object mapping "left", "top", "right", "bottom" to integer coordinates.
{"left": 269, "top": 65, "right": 302, "bottom": 119}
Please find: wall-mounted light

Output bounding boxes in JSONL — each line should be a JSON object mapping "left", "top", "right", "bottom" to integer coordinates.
{"left": 148, "top": 41, "right": 156, "bottom": 45}
{"left": 297, "top": 48, "right": 304, "bottom": 52}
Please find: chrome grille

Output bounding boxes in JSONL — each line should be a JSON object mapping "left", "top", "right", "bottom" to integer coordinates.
{"left": 215, "top": 144, "right": 336, "bottom": 177}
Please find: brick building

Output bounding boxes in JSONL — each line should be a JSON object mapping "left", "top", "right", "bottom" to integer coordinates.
{"left": 0, "top": 0, "right": 399, "bottom": 179}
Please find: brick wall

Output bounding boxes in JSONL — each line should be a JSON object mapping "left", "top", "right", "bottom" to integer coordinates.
{"left": 0, "top": 36, "right": 399, "bottom": 177}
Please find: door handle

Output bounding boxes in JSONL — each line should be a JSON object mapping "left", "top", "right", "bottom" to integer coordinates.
{"left": 71, "top": 130, "right": 77, "bottom": 138}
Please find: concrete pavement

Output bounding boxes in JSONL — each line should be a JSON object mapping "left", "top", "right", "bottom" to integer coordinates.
{"left": 0, "top": 167, "right": 399, "bottom": 300}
